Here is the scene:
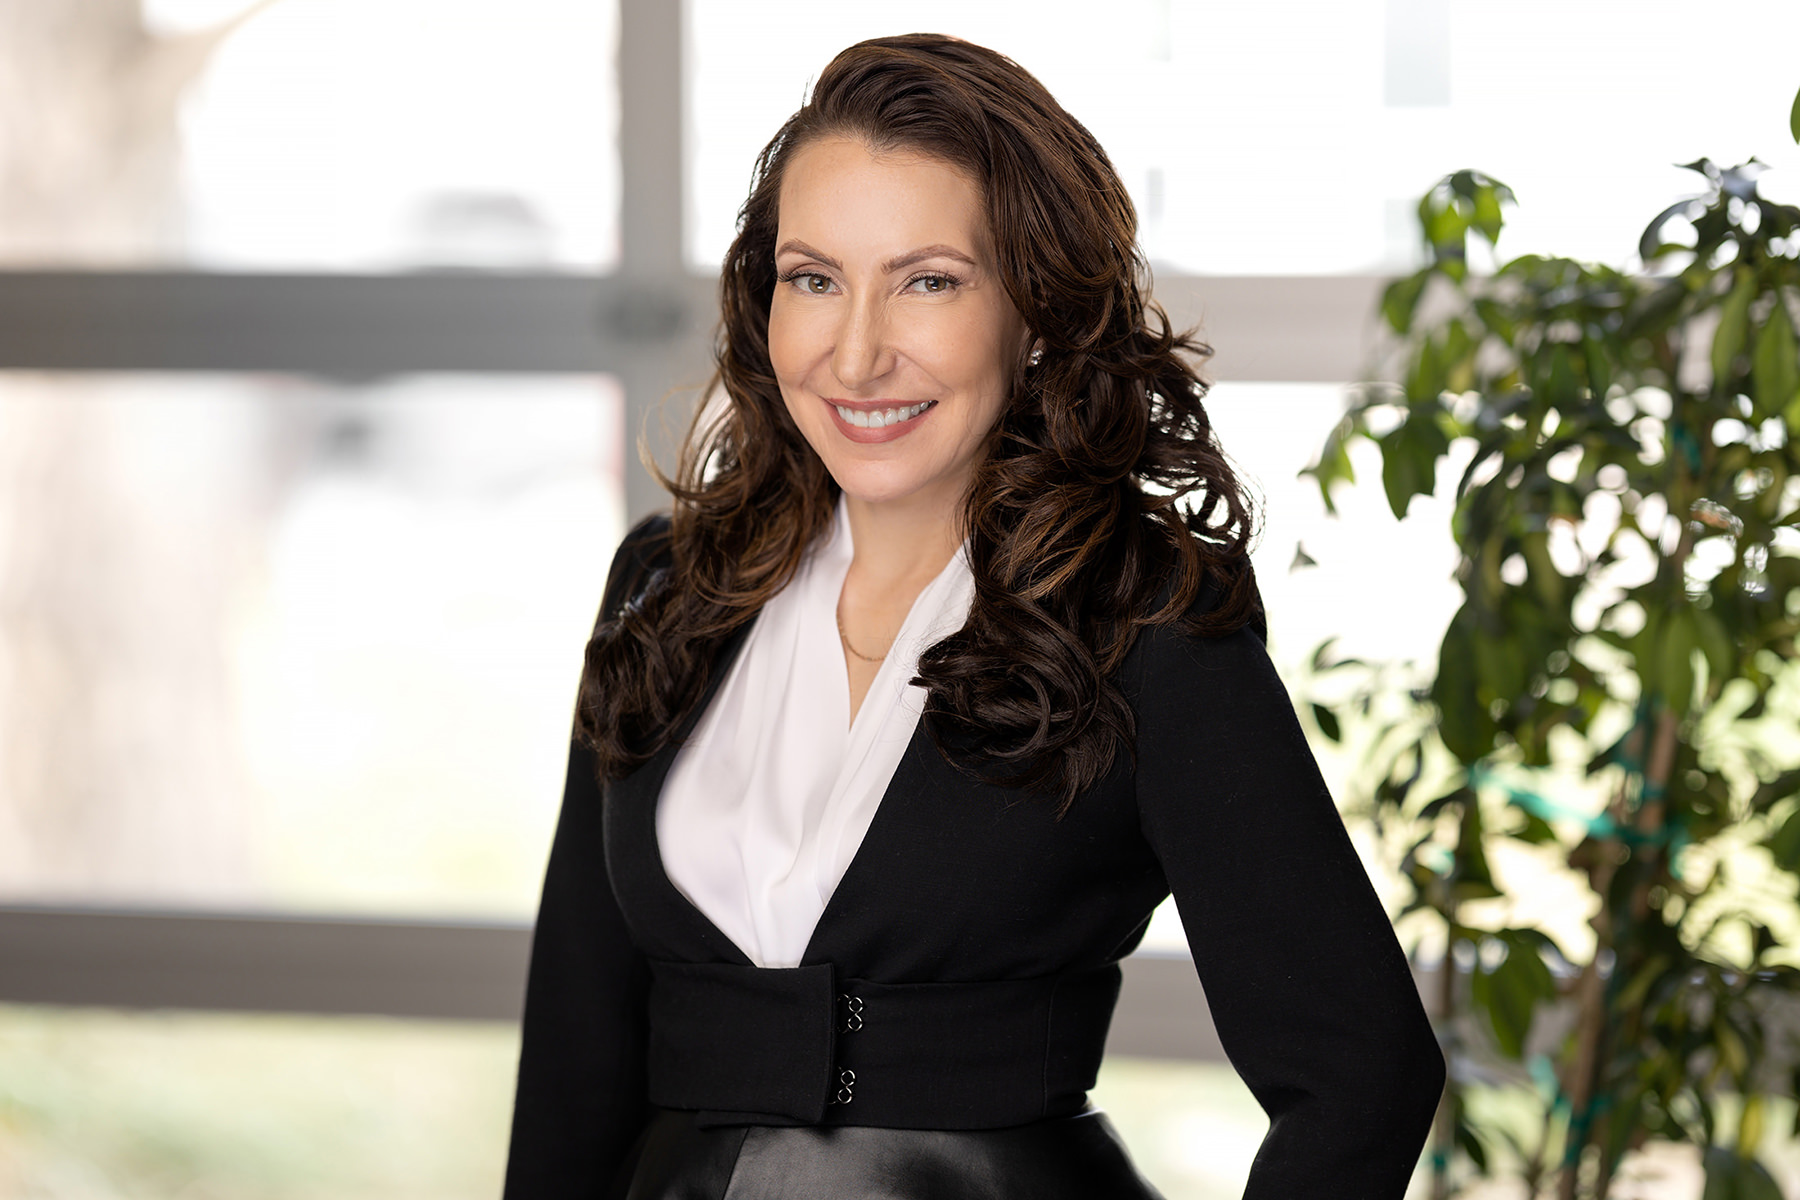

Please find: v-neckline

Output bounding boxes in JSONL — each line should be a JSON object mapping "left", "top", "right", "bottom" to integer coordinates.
{"left": 627, "top": 622, "right": 928, "bottom": 970}
{"left": 830, "top": 507, "right": 969, "bottom": 738}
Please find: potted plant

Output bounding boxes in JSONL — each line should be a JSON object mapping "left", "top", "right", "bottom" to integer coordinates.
{"left": 1303, "top": 99, "right": 1800, "bottom": 1198}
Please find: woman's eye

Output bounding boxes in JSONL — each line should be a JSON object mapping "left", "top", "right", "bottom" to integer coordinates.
{"left": 781, "top": 271, "right": 835, "bottom": 294}
{"left": 908, "top": 274, "right": 956, "bottom": 294}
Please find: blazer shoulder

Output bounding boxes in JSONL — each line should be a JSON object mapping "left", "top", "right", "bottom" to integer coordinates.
{"left": 1133, "top": 561, "right": 1267, "bottom": 667}
{"left": 599, "top": 511, "right": 675, "bottom": 623}
{"left": 620, "top": 511, "right": 674, "bottom": 562}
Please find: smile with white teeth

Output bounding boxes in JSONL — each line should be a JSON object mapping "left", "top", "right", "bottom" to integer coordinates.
{"left": 833, "top": 401, "right": 935, "bottom": 428}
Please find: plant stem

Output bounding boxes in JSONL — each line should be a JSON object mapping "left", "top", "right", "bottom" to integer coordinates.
{"left": 1431, "top": 930, "right": 1458, "bottom": 1200}
{"left": 1556, "top": 716, "right": 1645, "bottom": 1200}
{"left": 1556, "top": 707, "right": 1681, "bottom": 1200}
{"left": 1558, "top": 953, "right": 1608, "bottom": 1200}
{"left": 1565, "top": 442, "right": 1694, "bottom": 1200}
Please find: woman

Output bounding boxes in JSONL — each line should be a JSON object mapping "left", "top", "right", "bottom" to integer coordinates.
{"left": 504, "top": 33, "right": 1443, "bottom": 1200}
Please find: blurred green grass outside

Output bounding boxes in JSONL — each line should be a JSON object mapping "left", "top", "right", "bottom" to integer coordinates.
{"left": 0, "top": 1004, "right": 1273, "bottom": 1200}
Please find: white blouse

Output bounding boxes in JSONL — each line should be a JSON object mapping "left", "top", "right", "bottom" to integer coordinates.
{"left": 656, "top": 499, "right": 976, "bottom": 968}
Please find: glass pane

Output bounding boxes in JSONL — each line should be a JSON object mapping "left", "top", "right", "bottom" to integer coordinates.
{"left": 1127, "top": 381, "right": 1459, "bottom": 959}
{"left": 1, "top": 0, "right": 617, "bottom": 271}
{"left": 0, "top": 373, "right": 623, "bottom": 916}
{"left": 1206, "top": 381, "right": 1461, "bottom": 673}
{"left": 25, "top": 1002, "right": 1794, "bottom": 1199}
{"left": 0, "top": 1003, "right": 1262, "bottom": 1200}
{"left": 0, "top": 1004, "right": 515, "bottom": 1198}
{"left": 1091, "top": 1058, "right": 1270, "bottom": 1200}
{"left": 687, "top": 0, "right": 1800, "bottom": 274}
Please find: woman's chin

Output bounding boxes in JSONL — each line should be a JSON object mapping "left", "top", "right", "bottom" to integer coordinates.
{"left": 823, "top": 460, "right": 970, "bottom": 515}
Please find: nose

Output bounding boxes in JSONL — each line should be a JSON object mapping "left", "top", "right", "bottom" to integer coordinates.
{"left": 830, "top": 293, "right": 893, "bottom": 391}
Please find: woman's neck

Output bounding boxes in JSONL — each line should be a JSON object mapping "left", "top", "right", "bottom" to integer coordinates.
{"left": 836, "top": 485, "right": 967, "bottom": 725}
{"left": 840, "top": 488, "right": 965, "bottom": 588}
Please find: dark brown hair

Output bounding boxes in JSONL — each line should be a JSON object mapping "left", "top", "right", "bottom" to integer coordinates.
{"left": 578, "top": 33, "right": 1260, "bottom": 808}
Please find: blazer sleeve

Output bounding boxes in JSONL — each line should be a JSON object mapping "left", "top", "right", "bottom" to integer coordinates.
{"left": 502, "top": 514, "right": 672, "bottom": 1198}
{"left": 1133, "top": 614, "right": 1444, "bottom": 1199}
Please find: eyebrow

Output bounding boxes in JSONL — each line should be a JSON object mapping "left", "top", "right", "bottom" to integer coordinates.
{"left": 774, "top": 239, "right": 981, "bottom": 274}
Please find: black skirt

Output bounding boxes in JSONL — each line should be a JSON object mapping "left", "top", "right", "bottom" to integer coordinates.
{"left": 614, "top": 1107, "right": 1167, "bottom": 1200}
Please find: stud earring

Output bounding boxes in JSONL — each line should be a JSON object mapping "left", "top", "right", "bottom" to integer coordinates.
{"left": 1027, "top": 344, "right": 1044, "bottom": 367}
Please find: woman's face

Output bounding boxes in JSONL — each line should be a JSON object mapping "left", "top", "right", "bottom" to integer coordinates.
{"left": 768, "top": 136, "right": 1027, "bottom": 516}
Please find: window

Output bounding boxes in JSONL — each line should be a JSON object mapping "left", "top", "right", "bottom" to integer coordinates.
{"left": 3, "top": 0, "right": 620, "bottom": 271}
{"left": 0, "top": 373, "right": 622, "bottom": 915}
{"left": 3, "top": 10, "right": 1793, "bottom": 1189}
{"left": 687, "top": 0, "right": 1800, "bottom": 274}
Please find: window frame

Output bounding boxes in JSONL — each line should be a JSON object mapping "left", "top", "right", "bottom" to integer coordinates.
{"left": 0, "top": 0, "right": 1393, "bottom": 1056}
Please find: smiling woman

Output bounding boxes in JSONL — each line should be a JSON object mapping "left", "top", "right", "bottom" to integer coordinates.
{"left": 769, "top": 140, "right": 1024, "bottom": 520}
{"left": 769, "top": 138, "right": 1028, "bottom": 718}
{"left": 503, "top": 33, "right": 1443, "bottom": 1200}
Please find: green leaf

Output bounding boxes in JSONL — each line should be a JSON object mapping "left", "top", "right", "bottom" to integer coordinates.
{"left": 1442, "top": 319, "right": 1476, "bottom": 393}
{"left": 1309, "top": 637, "right": 1341, "bottom": 673}
{"left": 1740, "top": 1157, "right": 1783, "bottom": 1200}
{"left": 1520, "top": 530, "right": 1564, "bottom": 614}
{"left": 1310, "top": 703, "right": 1342, "bottom": 742}
{"left": 1660, "top": 608, "right": 1698, "bottom": 714}
{"left": 1639, "top": 604, "right": 1697, "bottom": 712}
{"left": 1406, "top": 335, "right": 1448, "bottom": 405}
{"left": 1703, "top": 1147, "right": 1784, "bottom": 1200}
{"left": 1791, "top": 84, "right": 1800, "bottom": 144}
{"left": 1454, "top": 1115, "right": 1489, "bottom": 1172}
{"left": 1435, "top": 609, "right": 1495, "bottom": 764}
{"left": 1769, "top": 806, "right": 1800, "bottom": 874}
{"left": 1634, "top": 604, "right": 1666, "bottom": 700}
{"left": 1472, "top": 186, "right": 1506, "bottom": 246}
{"left": 1377, "top": 406, "right": 1450, "bottom": 519}
{"left": 1752, "top": 299, "right": 1800, "bottom": 424}
{"left": 1711, "top": 268, "right": 1757, "bottom": 388}
{"left": 1629, "top": 276, "right": 1692, "bottom": 338}
{"left": 1614, "top": 953, "right": 1672, "bottom": 1012}
{"left": 1717, "top": 1019, "right": 1750, "bottom": 1080}
{"left": 1640, "top": 197, "right": 1701, "bottom": 263}
{"left": 1702, "top": 1149, "right": 1730, "bottom": 1200}
{"left": 1419, "top": 185, "right": 1471, "bottom": 282}
{"left": 1511, "top": 808, "right": 1558, "bottom": 845}
{"left": 1302, "top": 417, "right": 1357, "bottom": 516}
{"left": 1751, "top": 768, "right": 1800, "bottom": 815}
{"left": 1382, "top": 270, "right": 1431, "bottom": 335}
{"left": 1470, "top": 930, "right": 1558, "bottom": 1058}
{"left": 1454, "top": 798, "right": 1503, "bottom": 902}
{"left": 1694, "top": 202, "right": 1734, "bottom": 260}
{"left": 1583, "top": 335, "right": 1614, "bottom": 400}
{"left": 1546, "top": 342, "right": 1581, "bottom": 406}
{"left": 1474, "top": 611, "right": 1531, "bottom": 713}
{"left": 1693, "top": 603, "right": 1736, "bottom": 689}
{"left": 1416, "top": 789, "right": 1464, "bottom": 823}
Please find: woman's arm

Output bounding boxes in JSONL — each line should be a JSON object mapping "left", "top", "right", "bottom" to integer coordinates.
{"left": 1133, "top": 614, "right": 1444, "bottom": 1199}
{"left": 501, "top": 516, "right": 671, "bottom": 1197}
{"left": 502, "top": 740, "right": 651, "bottom": 1196}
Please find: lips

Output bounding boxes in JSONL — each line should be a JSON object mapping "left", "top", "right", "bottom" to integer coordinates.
{"left": 825, "top": 398, "right": 938, "bottom": 444}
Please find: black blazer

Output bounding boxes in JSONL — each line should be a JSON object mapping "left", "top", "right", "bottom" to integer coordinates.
{"left": 504, "top": 516, "right": 1444, "bottom": 1199}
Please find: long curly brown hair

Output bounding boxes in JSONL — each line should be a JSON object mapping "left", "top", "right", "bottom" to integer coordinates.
{"left": 578, "top": 33, "right": 1261, "bottom": 809}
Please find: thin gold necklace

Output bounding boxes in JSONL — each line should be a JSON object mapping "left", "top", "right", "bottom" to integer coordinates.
{"left": 835, "top": 605, "right": 889, "bottom": 662}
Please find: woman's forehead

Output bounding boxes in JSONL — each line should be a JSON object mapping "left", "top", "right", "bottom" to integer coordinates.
{"left": 775, "top": 136, "right": 990, "bottom": 265}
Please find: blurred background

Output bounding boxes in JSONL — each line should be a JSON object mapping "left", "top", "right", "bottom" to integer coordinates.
{"left": 1, "top": 2, "right": 1797, "bottom": 1197}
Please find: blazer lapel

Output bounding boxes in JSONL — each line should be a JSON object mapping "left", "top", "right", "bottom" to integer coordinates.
{"left": 796, "top": 715, "right": 940, "bottom": 968}
{"left": 607, "top": 615, "right": 952, "bottom": 973}
{"left": 605, "top": 623, "right": 757, "bottom": 967}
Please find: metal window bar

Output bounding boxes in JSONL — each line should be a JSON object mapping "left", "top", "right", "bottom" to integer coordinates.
{"left": 0, "top": 0, "right": 1389, "bottom": 1057}
{"left": 0, "top": 904, "right": 1447, "bottom": 1062}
